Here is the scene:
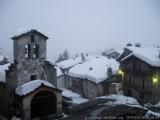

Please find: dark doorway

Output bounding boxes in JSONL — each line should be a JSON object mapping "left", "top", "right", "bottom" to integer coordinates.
{"left": 31, "top": 91, "right": 57, "bottom": 119}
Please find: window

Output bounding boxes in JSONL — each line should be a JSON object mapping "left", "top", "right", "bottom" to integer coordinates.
{"left": 33, "top": 44, "right": 39, "bottom": 58}
{"left": 31, "top": 75, "right": 37, "bottom": 80}
{"left": 31, "top": 35, "right": 35, "bottom": 43}
{"left": 25, "top": 44, "right": 31, "bottom": 58}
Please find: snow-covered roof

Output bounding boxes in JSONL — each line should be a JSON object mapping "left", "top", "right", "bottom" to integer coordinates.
{"left": 0, "top": 63, "right": 10, "bottom": 83}
{"left": 57, "top": 55, "right": 96, "bottom": 70}
{"left": 12, "top": 27, "right": 48, "bottom": 40}
{"left": 62, "top": 89, "right": 88, "bottom": 104}
{"left": 121, "top": 46, "right": 160, "bottom": 67}
{"left": 117, "top": 49, "right": 124, "bottom": 55}
{"left": 68, "top": 56, "right": 119, "bottom": 83}
{"left": 57, "top": 57, "right": 82, "bottom": 70}
{"left": 15, "top": 80, "right": 55, "bottom": 96}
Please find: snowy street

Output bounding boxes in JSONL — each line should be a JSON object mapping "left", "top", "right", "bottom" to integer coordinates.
{"left": 57, "top": 95, "right": 160, "bottom": 120}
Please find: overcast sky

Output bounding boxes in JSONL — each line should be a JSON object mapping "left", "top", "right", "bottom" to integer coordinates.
{"left": 0, "top": 0, "right": 160, "bottom": 61}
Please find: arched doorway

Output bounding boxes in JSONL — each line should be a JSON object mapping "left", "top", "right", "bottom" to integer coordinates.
{"left": 31, "top": 91, "right": 57, "bottom": 119}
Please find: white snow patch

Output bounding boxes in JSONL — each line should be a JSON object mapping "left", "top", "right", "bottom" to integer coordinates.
{"left": 62, "top": 89, "right": 88, "bottom": 104}
{"left": 11, "top": 116, "right": 21, "bottom": 120}
{"left": 68, "top": 56, "right": 119, "bottom": 83}
{"left": 145, "top": 110, "right": 160, "bottom": 118}
{"left": 155, "top": 101, "right": 160, "bottom": 107}
{"left": 0, "top": 63, "right": 10, "bottom": 83}
{"left": 15, "top": 80, "right": 55, "bottom": 96}
{"left": 100, "top": 94, "right": 145, "bottom": 109}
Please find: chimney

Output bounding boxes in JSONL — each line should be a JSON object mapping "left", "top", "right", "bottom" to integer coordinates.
{"left": 107, "top": 67, "right": 113, "bottom": 77}
{"left": 126, "top": 43, "right": 133, "bottom": 47}
{"left": 135, "top": 43, "right": 141, "bottom": 47}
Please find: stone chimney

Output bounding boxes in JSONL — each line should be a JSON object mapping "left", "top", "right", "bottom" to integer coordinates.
{"left": 107, "top": 67, "right": 113, "bottom": 77}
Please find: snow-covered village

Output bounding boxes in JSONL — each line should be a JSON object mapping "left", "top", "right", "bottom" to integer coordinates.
{"left": 0, "top": 0, "right": 160, "bottom": 120}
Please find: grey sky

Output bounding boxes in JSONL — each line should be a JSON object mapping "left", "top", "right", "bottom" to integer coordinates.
{"left": 0, "top": 0, "right": 160, "bottom": 61}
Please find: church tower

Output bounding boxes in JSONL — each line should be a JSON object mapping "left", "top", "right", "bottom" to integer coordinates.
{"left": 6, "top": 29, "right": 57, "bottom": 91}
{"left": 12, "top": 29, "right": 48, "bottom": 62}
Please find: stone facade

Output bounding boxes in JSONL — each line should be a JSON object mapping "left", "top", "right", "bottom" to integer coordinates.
{"left": 64, "top": 75, "right": 118, "bottom": 99}
{"left": 0, "top": 29, "right": 62, "bottom": 119}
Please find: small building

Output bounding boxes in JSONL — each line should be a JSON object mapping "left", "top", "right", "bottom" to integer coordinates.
{"left": 102, "top": 48, "right": 124, "bottom": 60}
{"left": 105, "top": 51, "right": 121, "bottom": 59}
{"left": 64, "top": 56, "right": 120, "bottom": 99}
{"left": 56, "top": 55, "right": 96, "bottom": 88}
{"left": 0, "top": 29, "right": 62, "bottom": 120}
{"left": 0, "top": 55, "right": 8, "bottom": 65}
{"left": 120, "top": 46, "right": 160, "bottom": 104}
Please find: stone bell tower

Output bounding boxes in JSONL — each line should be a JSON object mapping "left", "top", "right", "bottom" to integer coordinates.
{"left": 6, "top": 29, "right": 57, "bottom": 91}
{"left": 12, "top": 29, "right": 48, "bottom": 62}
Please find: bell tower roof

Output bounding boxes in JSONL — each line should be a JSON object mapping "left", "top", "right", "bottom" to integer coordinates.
{"left": 11, "top": 28, "right": 49, "bottom": 40}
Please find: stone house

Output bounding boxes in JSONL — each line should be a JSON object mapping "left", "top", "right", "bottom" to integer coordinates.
{"left": 120, "top": 46, "right": 160, "bottom": 104}
{"left": 56, "top": 55, "right": 95, "bottom": 88}
{"left": 0, "top": 29, "right": 62, "bottom": 120}
{"left": 64, "top": 56, "right": 120, "bottom": 99}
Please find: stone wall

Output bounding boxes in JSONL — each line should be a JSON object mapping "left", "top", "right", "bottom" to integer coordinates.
{"left": 0, "top": 84, "right": 12, "bottom": 119}
{"left": 6, "top": 60, "right": 57, "bottom": 91}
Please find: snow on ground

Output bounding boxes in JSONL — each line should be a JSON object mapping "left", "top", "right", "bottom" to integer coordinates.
{"left": 15, "top": 80, "right": 55, "bottom": 96}
{"left": 155, "top": 101, "right": 160, "bottom": 107}
{"left": 62, "top": 89, "right": 88, "bottom": 104}
{"left": 100, "top": 94, "right": 146, "bottom": 109}
{"left": 0, "top": 63, "right": 10, "bottom": 83}
{"left": 68, "top": 56, "right": 119, "bottom": 83}
{"left": 99, "top": 94, "right": 160, "bottom": 118}
{"left": 122, "top": 46, "right": 160, "bottom": 67}
{"left": 11, "top": 116, "right": 21, "bottom": 120}
{"left": 145, "top": 110, "right": 160, "bottom": 118}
